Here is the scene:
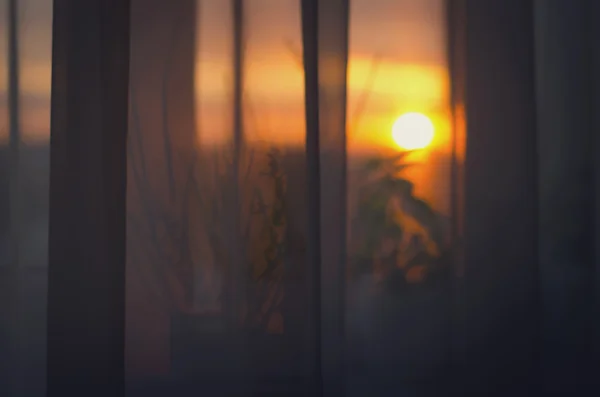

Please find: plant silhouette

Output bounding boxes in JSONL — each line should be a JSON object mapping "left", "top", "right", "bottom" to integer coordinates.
{"left": 190, "top": 144, "right": 287, "bottom": 333}
{"left": 350, "top": 151, "right": 450, "bottom": 290}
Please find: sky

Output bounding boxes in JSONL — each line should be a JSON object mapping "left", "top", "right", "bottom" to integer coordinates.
{"left": 191, "top": 0, "right": 452, "bottom": 212}
{"left": 0, "top": 0, "right": 449, "bottom": 149}
{"left": 0, "top": 0, "right": 53, "bottom": 142}
{"left": 0, "top": 0, "right": 452, "bottom": 212}
{"left": 195, "top": 0, "right": 449, "bottom": 150}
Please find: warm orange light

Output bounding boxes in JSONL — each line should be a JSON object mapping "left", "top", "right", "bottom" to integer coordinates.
{"left": 391, "top": 112, "right": 434, "bottom": 150}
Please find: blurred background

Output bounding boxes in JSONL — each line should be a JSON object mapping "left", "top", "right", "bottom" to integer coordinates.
{"left": 4, "top": 0, "right": 599, "bottom": 395}
{"left": 0, "top": 0, "right": 463, "bottom": 395}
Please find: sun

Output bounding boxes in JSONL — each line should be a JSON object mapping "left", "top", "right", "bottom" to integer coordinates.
{"left": 391, "top": 112, "right": 435, "bottom": 150}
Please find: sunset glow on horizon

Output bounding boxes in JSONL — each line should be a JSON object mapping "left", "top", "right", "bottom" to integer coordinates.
{"left": 190, "top": 0, "right": 451, "bottom": 152}
{"left": 0, "top": 0, "right": 451, "bottom": 154}
{"left": 0, "top": 0, "right": 465, "bottom": 378}
{"left": 193, "top": 54, "right": 450, "bottom": 151}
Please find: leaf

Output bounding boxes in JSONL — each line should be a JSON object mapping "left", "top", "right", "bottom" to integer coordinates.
{"left": 380, "top": 176, "right": 413, "bottom": 195}
{"left": 363, "top": 151, "right": 413, "bottom": 172}
{"left": 363, "top": 156, "right": 386, "bottom": 171}
{"left": 391, "top": 162, "right": 417, "bottom": 175}
{"left": 389, "top": 150, "right": 415, "bottom": 162}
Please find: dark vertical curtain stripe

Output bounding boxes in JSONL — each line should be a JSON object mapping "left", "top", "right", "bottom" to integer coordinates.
{"left": 446, "top": 0, "right": 467, "bottom": 379}
{"left": 230, "top": 0, "right": 245, "bottom": 325}
{"left": 47, "top": 0, "right": 130, "bottom": 395}
{"left": 534, "top": 0, "right": 596, "bottom": 390}
{"left": 462, "top": 0, "right": 539, "bottom": 393}
{"left": 317, "top": 1, "right": 349, "bottom": 396}
{"left": 301, "top": 0, "right": 350, "bottom": 395}
{"left": 300, "top": 0, "right": 323, "bottom": 393}
{"left": 593, "top": 0, "right": 600, "bottom": 370}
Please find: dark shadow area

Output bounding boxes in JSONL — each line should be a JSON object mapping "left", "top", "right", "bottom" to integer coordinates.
{"left": 0, "top": 143, "right": 49, "bottom": 397}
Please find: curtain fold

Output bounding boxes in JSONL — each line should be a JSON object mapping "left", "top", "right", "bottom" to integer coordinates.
{"left": 126, "top": 0, "right": 197, "bottom": 376}
{"left": 301, "top": 0, "right": 350, "bottom": 394}
{"left": 35, "top": 0, "right": 600, "bottom": 395}
{"left": 47, "top": 0, "right": 130, "bottom": 394}
{"left": 460, "top": 0, "right": 539, "bottom": 392}
{"left": 534, "top": 0, "right": 599, "bottom": 391}
{"left": 42, "top": 0, "right": 600, "bottom": 393}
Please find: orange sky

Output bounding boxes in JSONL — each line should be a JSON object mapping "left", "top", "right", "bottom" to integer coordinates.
{"left": 0, "top": 0, "right": 53, "bottom": 143}
{"left": 0, "top": 0, "right": 453, "bottom": 216}
{"left": 0, "top": 0, "right": 448, "bottom": 149}
{"left": 195, "top": 0, "right": 450, "bottom": 152}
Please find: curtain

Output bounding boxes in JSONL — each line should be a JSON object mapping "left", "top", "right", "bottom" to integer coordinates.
{"left": 460, "top": 0, "right": 539, "bottom": 392}
{"left": 301, "top": 0, "right": 350, "bottom": 395}
{"left": 534, "top": 0, "right": 599, "bottom": 391}
{"left": 126, "top": 0, "right": 317, "bottom": 393}
{"left": 126, "top": 0, "right": 197, "bottom": 377}
{"left": 39, "top": 0, "right": 600, "bottom": 395}
{"left": 1, "top": 1, "right": 52, "bottom": 396}
{"left": 46, "top": 0, "right": 130, "bottom": 395}
{"left": 458, "top": 0, "right": 600, "bottom": 393}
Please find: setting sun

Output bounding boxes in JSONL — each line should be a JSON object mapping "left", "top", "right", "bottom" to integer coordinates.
{"left": 391, "top": 112, "right": 435, "bottom": 150}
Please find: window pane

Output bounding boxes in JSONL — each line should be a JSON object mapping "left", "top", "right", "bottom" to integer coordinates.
{"left": 125, "top": 1, "right": 315, "bottom": 394}
{"left": 345, "top": 0, "right": 462, "bottom": 394}
{"left": 0, "top": 0, "right": 52, "bottom": 396}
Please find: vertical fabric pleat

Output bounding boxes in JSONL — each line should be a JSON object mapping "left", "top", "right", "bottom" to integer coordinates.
{"left": 534, "top": 0, "right": 599, "bottom": 391}
{"left": 126, "top": 0, "right": 197, "bottom": 376}
{"left": 47, "top": 0, "right": 130, "bottom": 394}
{"left": 462, "top": 0, "right": 540, "bottom": 393}
{"left": 317, "top": 1, "right": 350, "bottom": 396}
{"left": 301, "top": 0, "right": 350, "bottom": 395}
